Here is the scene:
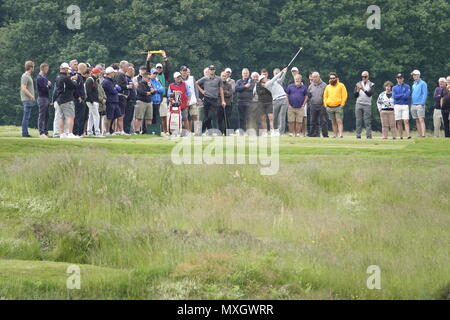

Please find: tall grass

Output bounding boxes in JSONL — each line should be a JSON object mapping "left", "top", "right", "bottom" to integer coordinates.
{"left": 0, "top": 147, "right": 449, "bottom": 299}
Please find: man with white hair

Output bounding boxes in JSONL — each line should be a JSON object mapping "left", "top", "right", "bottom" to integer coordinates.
{"left": 235, "top": 68, "right": 254, "bottom": 133}
{"left": 308, "top": 72, "right": 329, "bottom": 138}
{"left": 433, "top": 78, "right": 447, "bottom": 137}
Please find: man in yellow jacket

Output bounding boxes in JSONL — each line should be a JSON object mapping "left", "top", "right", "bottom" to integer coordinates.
{"left": 324, "top": 72, "right": 348, "bottom": 138}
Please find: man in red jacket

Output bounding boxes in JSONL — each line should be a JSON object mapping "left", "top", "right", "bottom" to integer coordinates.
{"left": 168, "top": 72, "right": 192, "bottom": 132}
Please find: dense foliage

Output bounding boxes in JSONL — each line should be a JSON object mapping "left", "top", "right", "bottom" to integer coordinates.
{"left": 1, "top": 0, "right": 449, "bottom": 130}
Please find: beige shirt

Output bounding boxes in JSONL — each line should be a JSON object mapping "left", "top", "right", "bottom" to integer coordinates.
{"left": 20, "top": 72, "right": 35, "bottom": 102}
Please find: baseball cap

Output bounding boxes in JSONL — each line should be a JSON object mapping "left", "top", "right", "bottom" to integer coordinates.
{"left": 60, "top": 62, "right": 70, "bottom": 69}
{"left": 105, "top": 67, "right": 116, "bottom": 74}
{"left": 139, "top": 65, "right": 147, "bottom": 70}
{"left": 92, "top": 68, "right": 102, "bottom": 74}
{"left": 411, "top": 70, "right": 421, "bottom": 76}
{"left": 396, "top": 73, "right": 404, "bottom": 78}
{"left": 156, "top": 63, "right": 163, "bottom": 68}
{"left": 208, "top": 65, "right": 216, "bottom": 70}
{"left": 291, "top": 67, "right": 299, "bottom": 72}
{"left": 258, "top": 74, "right": 266, "bottom": 81}
{"left": 180, "top": 65, "right": 188, "bottom": 71}
{"left": 173, "top": 72, "right": 182, "bottom": 78}
{"left": 151, "top": 68, "right": 158, "bottom": 74}
{"left": 225, "top": 68, "right": 232, "bottom": 73}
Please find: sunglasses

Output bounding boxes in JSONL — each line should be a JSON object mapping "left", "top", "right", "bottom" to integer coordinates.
{"left": 329, "top": 77, "right": 337, "bottom": 80}
{"left": 362, "top": 75, "right": 368, "bottom": 78}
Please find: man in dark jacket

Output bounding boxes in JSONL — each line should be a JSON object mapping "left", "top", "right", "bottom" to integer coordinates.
{"left": 218, "top": 71, "right": 233, "bottom": 134}
{"left": 235, "top": 68, "right": 254, "bottom": 133}
{"left": 71, "top": 60, "right": 88, "bottom": 137}
{"left": 54, "top": 62, "right": 79, "bottom": 138}
{"left": 135, "top": 72, "right": 154, "bottom": 134}
{"left": 115, "top": 61, "right": 132, "bottom": 135}
{"left": 102, "top": 67, "right": 122, "bottom": 136}
{"left": 85, "top": 68, "right": 102, "bottom": 137}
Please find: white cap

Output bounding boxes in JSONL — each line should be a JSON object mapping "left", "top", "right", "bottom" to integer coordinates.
{"left": 156, "top": 63, "right": 163, "bottom": 68}
{"left": 411, "top": 70, "right": 421, "bottom": 76}
{"left": 60, "top": 62, "right": 70, "bottom": 69}
{"left": 291, "top": 67, "right": 299, "bottom": 72}
{"left": 105, "top": 67, "right": 116, "bottom": 74}
{"left": 173, "top": 72, "right": 181, "bottom": 78}
{"left": 258, "top": 74, "right": 266, "bottom": 81}
{"left": 225, "top": 68, "right": 232, "bottom": 74}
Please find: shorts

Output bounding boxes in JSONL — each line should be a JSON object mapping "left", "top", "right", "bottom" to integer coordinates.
{"left": 135, "top": 100, "right": 153, "bottom": 120}
{"left": 326, "top": 106, "right": 344, "bottom": 120}
{"left": 159, "top": 98, "right": 169, "bottom": 117}
{"left": 259, "top": 101, "right": 273, "bottom": 115}
{"left": 288, "top": 106, "right": 305, "bottom": 123}
{"left": 411, "top": 104, "right": 425, "bottom": 119}
{"left": 118, "top": 95, "right": 127, "bottom": 116}
{"left": 394, "top": 104, "right": 409, "bottom": 121}
{"left": 106, "top": 103, "right": 121, "bottom": 120}
{"left": 189, "top": 103, "right": 199, "bottom": 117}
{"left": 181, "top": 108, "right": 189, "bottom": 121}
{"left": 58, "top": 101, "right": 75, "bottom": 119}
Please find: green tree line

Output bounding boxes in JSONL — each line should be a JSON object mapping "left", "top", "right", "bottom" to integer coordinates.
{"left": 0, "top": 0, "right": 449, "bottom": 130}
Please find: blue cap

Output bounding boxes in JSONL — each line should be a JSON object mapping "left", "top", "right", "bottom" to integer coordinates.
{"left": 151, "top": 68, "right": 158, "bottom": 74}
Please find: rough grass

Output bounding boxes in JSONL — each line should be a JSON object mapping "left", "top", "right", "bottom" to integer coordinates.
{"left": 0, "top": 126, "right": 449, "bottom": 300}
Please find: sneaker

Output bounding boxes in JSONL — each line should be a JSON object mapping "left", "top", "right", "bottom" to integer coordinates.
{"left": 289, "top": 133, "right": 294, "bottom": 137}
{"left": 340, "top": 136, "right": 344, "bottom": 139}
{"left": 60, "top": 133, "right": 68, "bottom": 139}
{"left": 22, "top": 134, "right": 32, "bottom": 138}
{"left": 39, "top": 134, "right": 48, "bottom": 139}
{"left": 67, "top": 133, "right": 80, "bottom": 139}
{"left": 296, "top": 134, "right": 301, "bottom": 137}
{"left": 407, "top": 136, "right": 412, "bottom": 140}
{"left": 367, "top": 136, "right": 373, "bottom": 139}
{"left": 356, "top": 136, "right": 361, "bottom": 139}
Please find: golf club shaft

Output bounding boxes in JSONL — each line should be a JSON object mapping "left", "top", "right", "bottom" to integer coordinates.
{"left": 287, "top": 47, "right": 303, "bottom": 69}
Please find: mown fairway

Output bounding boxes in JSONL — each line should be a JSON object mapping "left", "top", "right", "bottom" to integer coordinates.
{"left": 0, "top": 126, "right": 449, "bottom": 300}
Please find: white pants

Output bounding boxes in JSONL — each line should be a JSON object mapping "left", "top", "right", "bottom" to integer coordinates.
{"left": 433, "top": 109, "right": 442, "bottom": 137}
{"left": 86, "top": 102, "right": 101, "bottom": 135}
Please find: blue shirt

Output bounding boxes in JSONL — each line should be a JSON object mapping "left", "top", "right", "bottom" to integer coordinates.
{"left": 150, "top": 78, "right": 165, "bottom": 104}
{"left": 286, "top": 83, "right": 308, "bottom": 108}
{"left": 392, "top": 83, "right": 411, "bottom": 105}
{"left": 411, "top": 79, "right": 428, "bottom": 105}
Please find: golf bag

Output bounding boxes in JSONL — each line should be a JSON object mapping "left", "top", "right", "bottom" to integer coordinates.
{"left": 168, "top": 91, "right": 182, "bottom": 135}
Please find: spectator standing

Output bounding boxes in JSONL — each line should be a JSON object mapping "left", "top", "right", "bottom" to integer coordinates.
{"left": 433, "top": 78, "right": 447, "bottom": 137}
{"left": 441, "top": 76, "right": 450, "bottom": 138}
{"left": 286, "top": 74, "right": 308, "bottom": 137}
{"left": 411, "top": 70, "right": 428, "bottom": 137}
{"left": 376, "top": 81, "right": 397, "bottom": 139}
{"left": 308, "top": 72, "right": 329, "bottom": 138}
{"left": 20, "top": 61, "right": 35, "bottom": 138}
{"left": 323, "top": 72, "right": 347, "bottom": 138}
{"left": 235, "top": 68, "right": 253, "bottom": 134}
{"left": 354, "top": 71, "right": 375, "bottom": 139}
{"left": 36, "top": 63, "right": 52, "bottom": 138}
{"left": 393, "top": 73, "right": 411, "bottom": 139}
